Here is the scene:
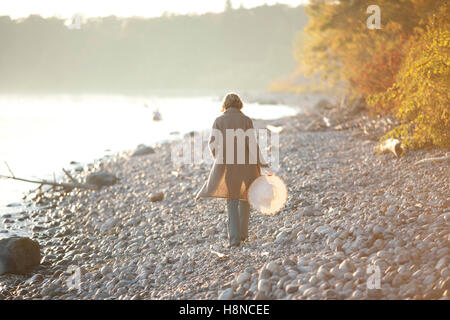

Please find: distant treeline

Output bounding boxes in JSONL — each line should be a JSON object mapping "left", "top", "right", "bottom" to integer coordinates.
{"left": 0, "top": 4, "right": 307, "bottom": 93}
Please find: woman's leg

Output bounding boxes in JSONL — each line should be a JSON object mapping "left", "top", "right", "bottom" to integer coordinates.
{"left": 227, "top": 199, "right": 240, "bottom": 246}
{"left": 239, "top": 200, "right": 250, "bottom": 241}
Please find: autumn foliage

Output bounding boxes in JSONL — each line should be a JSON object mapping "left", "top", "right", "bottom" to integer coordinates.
{"left": 369, "top": 6, "right": 450, "bottom": 148}
{"left": 295, "top": 0, "right": 449, "bottom": 150}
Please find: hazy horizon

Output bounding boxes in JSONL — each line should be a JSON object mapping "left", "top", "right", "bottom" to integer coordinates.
{"left": 0, "top": 0, "right": 309, "bottom": 20}
{"left": 0, "top": 4, "right": 309, "bottom": 93}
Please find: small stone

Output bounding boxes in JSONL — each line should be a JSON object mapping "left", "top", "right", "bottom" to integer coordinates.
{"left": 435, "top": 257, "right": 447, "bottom": 270}
{"left": 439, "top": 279, "right": 450, "bottom": 291}
{"left": 316, "top": 225, "right": 332, "bottom": 235}
{"left": 266, "top": 261, "right": 280, "bottom": 274}
{"left": 303, "top": 287, "right": 318, "bottom": 296}
{"left": 372, "top": 225, "right": 384, "bottom": 235}
{"left": 101, "top": 265, "right": 112, "bottom": 276}
{"left": 367, "top": 289, "right": 383, "bottom": 299}
{"left": 150, "top": 192, "right": 164, "bottom": 202}
{"left": 351, "top": 290, "right": 363, "bottom": 299}
{"left": 423, "top": 274, "right": 435, "bottom": 286}
{"left": 386, "top": 205, "right": 397, "bottom": 216}
{"left": 285, "top": 284, "right": 298, "bottom": 294}
{"left": 441, "top": 267, "right": 450, "bottom": 278}
{"left": 396, "top": 253, "right": 410, "bottom": 264}
{"left": 317, "top": 266, "right": 331, "bottom": 280}
{"left": 283, "top": 258, "right": 296, "bottom": 267}
{"left": 100, "top": 218, "right": 118, "bottom": 233}
{"left": 259, "top": 268, "right": 271, "bottom": 280}
{"left": 258, "top": 279, "right": 271, "bottom": 293}
{"left": 392, "top": 274, "right": 405, "bottom": 287}
{"left": 218, "top": 288, "right": 233, "bottom": 300}
{"left": 25, "top": 273, "right": 44, "bottom": 285}
{"left": 374, "top": 239, "right": 384, "bottom": 249}
{"left": 301, "top": 206, "right": 316, "bottom": 217}
{"left": 443, "top": 213, "right": 450, "bottom": 222}
{"left": 236, "top": 272, "right": 251, "bottom": 285}
{"left": 275, "top": 231, "right": 290, "bottom": 243}
{"left": 204, "top": 227, "right": 216, "bottom": 236}
{"left": 274, "top": 288, "right": 285, "bottom": 299}
{"left": 324, "top": 289, "right": 338, "bottom": 299}
{"left": 245, "top": 267, "right": 255, "bottom": 274}
{"left": 6, "top": 202, "right": 21, "bottom": 208}
{"left": 254, "top": 291, "right": 269, "bottom": 300}
{"left": 339, "top": 259, "right": 355, "bottom": 273}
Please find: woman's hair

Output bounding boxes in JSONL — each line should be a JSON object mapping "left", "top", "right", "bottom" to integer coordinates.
{"left": 221, "top": 92, "right": 243, "bottom": 112}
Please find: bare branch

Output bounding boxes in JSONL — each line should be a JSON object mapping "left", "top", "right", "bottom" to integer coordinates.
{"left": 0, "top": 174, "right": 98, "bottom": 190}
{"left": 4, "top": 161, "right": 15, "bottom": 178}
{"left": 62, "top": 168, "right": 79, "bottom": 184}
{"left": 415, "top": 153, "right": 450, "bottom": 165}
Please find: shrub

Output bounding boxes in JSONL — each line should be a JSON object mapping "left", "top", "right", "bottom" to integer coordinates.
{"left": 369, "top": 5, "right": 450, "bottom": 149}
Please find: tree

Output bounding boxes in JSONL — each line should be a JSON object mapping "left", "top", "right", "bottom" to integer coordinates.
{"left": 369, "top": 4, "right": 450, "bottom": 149}
{"left": 225, "top": 0, "right": 233, "bottom": 12}
{"left": 292, "top": 0, "right": 449, "bottom": 150}
{"left": 297, "top": 0, "right": 446, "bottom": 101}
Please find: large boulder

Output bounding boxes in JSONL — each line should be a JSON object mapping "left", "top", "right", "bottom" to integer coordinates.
{"left": 0, "top": 237, "right": 41, "bottom": 274}
{"left": 131, "top": 145, "right": 155, "bottom": 157}
{"left": 314, "top": 99, "right": 333, "bottom": 110}
{"left": 86, "top": 171, "right": 118, "bottom": 188}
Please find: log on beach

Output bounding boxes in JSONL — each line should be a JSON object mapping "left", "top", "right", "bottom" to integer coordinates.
{"left": 1, "top": 162, "right": 118, "bottom": 191}
{"left": 375, "top": 138, "right": 403, "bottom": 158}
{"left": 414, "top": 153, "right": 450, "bottom": 165}
{"left": 0, "top": 174, "right": 99, "bottom": 190}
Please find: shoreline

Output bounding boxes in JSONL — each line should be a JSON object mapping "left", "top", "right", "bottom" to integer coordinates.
{"left": 0, "top": 91, "right": 316, "bottom": 219}
{"left": 0, "top": 103, "right": 448, "bottom": 300}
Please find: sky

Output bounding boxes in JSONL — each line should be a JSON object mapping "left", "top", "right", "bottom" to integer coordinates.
{"left": 0, "top": 0, "right": 309, "bottom": 20}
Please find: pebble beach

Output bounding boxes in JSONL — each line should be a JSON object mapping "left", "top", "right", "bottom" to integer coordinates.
{"left": 0, "top": 104, "right": 449, "bottom": 300}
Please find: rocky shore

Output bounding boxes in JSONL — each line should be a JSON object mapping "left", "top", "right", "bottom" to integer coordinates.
{"left": 0, "top": 102, "right": 448, "bottom": 300}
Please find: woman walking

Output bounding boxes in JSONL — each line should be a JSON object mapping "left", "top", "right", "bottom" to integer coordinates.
{"left": 196, "top": 93, "right": 272, "bottom": 247}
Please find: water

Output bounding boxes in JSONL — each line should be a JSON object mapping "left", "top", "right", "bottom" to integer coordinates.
{"left": 0, "top": 93, "right": 299, "bottom": 238}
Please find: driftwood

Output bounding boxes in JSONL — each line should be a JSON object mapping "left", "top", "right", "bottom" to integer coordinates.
{"left": 4, "top": 161, "right": 15, "bottom": 177}
{"left": 62, "top": 168, "right": 78, "bottom": 184}
{"left": 304, "top": 115, "right": 332, "bottom": 131}
{"left": 415, "top": 153, "right": 450, "bottom": 165}
{"left": 0, "top": 174, "right": 98, "bottom": 190}
{"left": 210, "top": 249, "right": 228, "bottom": 261}
{"left": 376, "top": 138, "right": 403, "bottom": 158}
{"left": 1, "top": 162, "right": 98, "bottom": 190}
{"left": 210, "top": 249, "right": 226, "bottom": 258}
{"left": 304, "top": 117, "right": 322, "bottom": 131}
{"left": 21, "top": 183, "right": 44, "bottom": 201}
{"left": 266, "top": 124, "right": 284, "bottom": 134}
